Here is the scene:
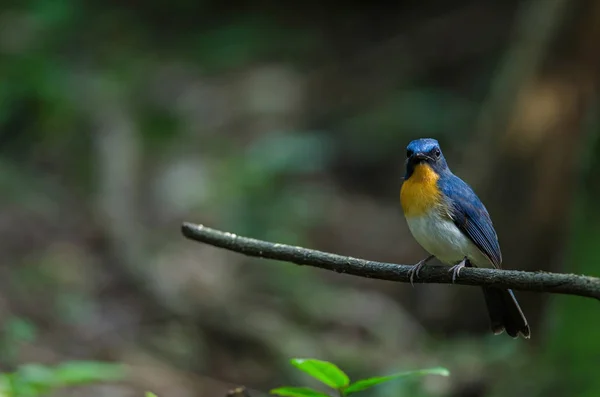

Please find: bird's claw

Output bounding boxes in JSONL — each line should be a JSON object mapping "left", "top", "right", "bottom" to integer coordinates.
{"left": 408, "top": 255, "right": 434, "bottom": 287}
{"left": 408, "top": 261, "right": 425, "bottom": 287}
{"left": 448, "top": 258, "right": 468, "bottom": 283}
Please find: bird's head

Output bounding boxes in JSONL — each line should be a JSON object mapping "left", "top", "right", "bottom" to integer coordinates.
{"left": 404, "top": 138, "right": 449, "bottom": 179}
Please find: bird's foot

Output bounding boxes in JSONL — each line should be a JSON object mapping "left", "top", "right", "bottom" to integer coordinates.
{"left": 408, "top": 255, "right": 435, "bottom": 287}
{"left": 448, "top": 257, "right": 468, "bottom": 283}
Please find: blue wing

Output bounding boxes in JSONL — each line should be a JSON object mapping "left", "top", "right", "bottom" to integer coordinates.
{"left": 438, "top": 174, "right": 503, "bottom": 268}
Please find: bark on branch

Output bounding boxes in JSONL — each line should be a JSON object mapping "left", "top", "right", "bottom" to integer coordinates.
{"left": 181, "top": 222, "right": 600, "bottom": 301}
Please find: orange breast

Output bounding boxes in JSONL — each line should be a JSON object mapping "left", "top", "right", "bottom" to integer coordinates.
{"left": 400, "top": 164, "right": 442, "bottom": 217}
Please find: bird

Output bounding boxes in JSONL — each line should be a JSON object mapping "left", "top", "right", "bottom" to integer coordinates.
{"left": 399, "top": 138, "right": 530, "bottom": 339}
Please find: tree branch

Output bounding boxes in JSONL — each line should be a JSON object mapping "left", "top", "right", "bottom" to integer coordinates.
{"left": 181, "top": 222, "right": 600, "bottom": 301}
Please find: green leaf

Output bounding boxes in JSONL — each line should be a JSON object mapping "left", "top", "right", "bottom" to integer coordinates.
{"left": 15, "top": 364, "right": 56, "bottom": 386}
{"left": 0, "top": 373, "right": 22, "bottom": 397}
{"left": 270, "top": 386, "right": 331, "bottom": 397}
{"left": 344, "top": 367, "right": 450, "bottom": 394}
{"left": 53, "top": 361, "right": 125, "bottom": 385}
{"left": 146, "top": 392, "right": 158, "bottom": 397}
{"left": 6, "top": 365, "right": 56, "bottom": 397}
{"left": 290, "top": 358, "right": 349, "bottom": 389}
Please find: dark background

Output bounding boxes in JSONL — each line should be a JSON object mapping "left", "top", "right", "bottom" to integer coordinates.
{"left": 1, "top": 0, "right": 599, "bottom": 396}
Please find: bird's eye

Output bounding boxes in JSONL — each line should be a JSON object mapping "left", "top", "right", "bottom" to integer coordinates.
{"left": 406, "top": 149, "right": 413, "bottom": 158}
{"left": 434, "top": 148, "right": 441, "bottom": 158}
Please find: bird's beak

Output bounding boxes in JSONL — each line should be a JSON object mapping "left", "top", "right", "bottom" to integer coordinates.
{"left": 411, "top": 152, "right": 428, "bottom": 162}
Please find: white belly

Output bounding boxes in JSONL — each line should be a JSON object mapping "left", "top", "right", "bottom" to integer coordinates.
{"left": 405, "top": 212, "right": 491, "bottom": 267}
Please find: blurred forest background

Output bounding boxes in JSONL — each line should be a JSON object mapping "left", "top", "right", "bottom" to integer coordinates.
{"left": 1, "top": 0, "right": 600, "bottom": 396}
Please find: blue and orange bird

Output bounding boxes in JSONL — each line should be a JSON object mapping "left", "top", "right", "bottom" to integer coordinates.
{"left": 400, "top": 138, "right": 530, "bottom": 338}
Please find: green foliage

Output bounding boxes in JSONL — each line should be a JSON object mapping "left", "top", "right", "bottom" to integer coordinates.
{"left": 270, "top": 387, "right": 331, "bottom": 397}
{"left": 146, "top": 392, "right": 159, "bottom": 397}
{"left": 343, "top": 368, "right": 450, "bottom": 394}
{"left": 1, "top": 317, "right": 125, "bottom": 396}
{"left": 271, "top": 358, "right": 449, "bottom": 397}
{"left": 290, "top": 359, "right": 349, "bottom": 389}
{"left": 0, "top": 361, "right": 125, "bottom": 397}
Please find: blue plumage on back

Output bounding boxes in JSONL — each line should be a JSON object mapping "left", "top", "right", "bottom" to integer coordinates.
{"left": 438, "top": 173, "right": 503, "bottom": 268}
